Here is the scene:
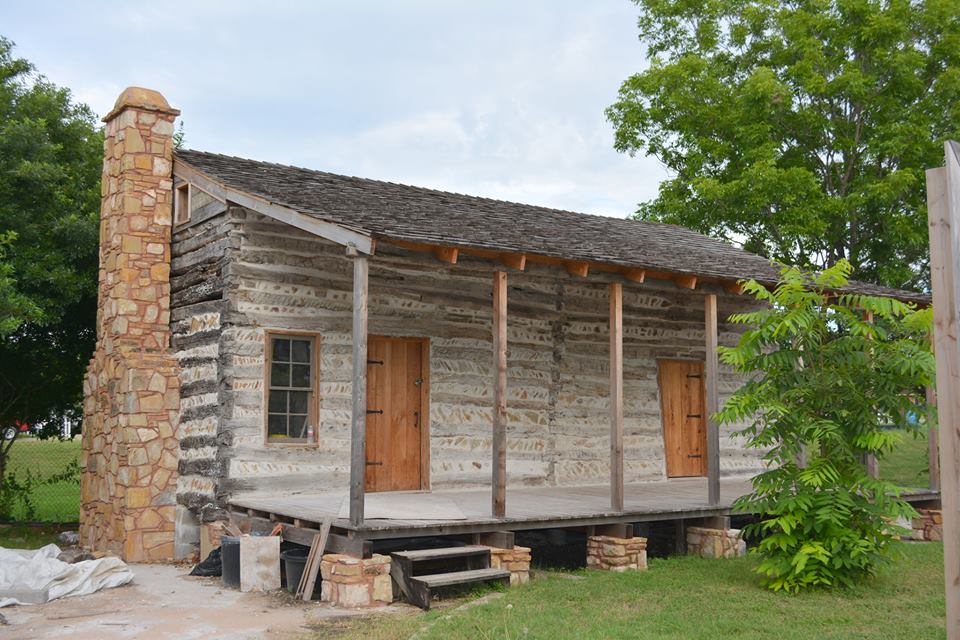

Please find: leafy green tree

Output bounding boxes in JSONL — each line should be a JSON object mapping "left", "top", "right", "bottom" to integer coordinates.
{"left": 0, "top": 36, "right": 101, "bottom": 486}
{"left": 607, "top": 0, "right": 960, "bottom": 289}
{"left": 719, "top": 261, "right": 934, "bottom": 591}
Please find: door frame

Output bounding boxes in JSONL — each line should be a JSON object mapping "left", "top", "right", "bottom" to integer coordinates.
{"left": 657, "top": 358, "right": 707, "bottom": 478}
{"left": 366, "top": 334, "right": 431, "bottom": 492}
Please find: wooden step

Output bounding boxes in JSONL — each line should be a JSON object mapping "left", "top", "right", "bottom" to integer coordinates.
{"left": 408, "top": 568, "right": 511, "bottom": 609}
{"left": 392, "top": 545, "right": 490, "bottom": 562}
{"left": 412, "top": 568, "right": 511, "bottom": 589}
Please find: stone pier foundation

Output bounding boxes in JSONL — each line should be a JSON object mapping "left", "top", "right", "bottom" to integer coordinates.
{"left": 320, "top": 554, "right": 393, "bottom": 608}
{"left": 686, "top": 526, "right": 746, "bottom": 558}
{"left": 586, "top": 535, "right": 648, "bottom": 571}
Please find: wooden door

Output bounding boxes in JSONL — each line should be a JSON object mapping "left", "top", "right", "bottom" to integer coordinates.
{"left": 365, "top": 336, "right": 428, "bottom": 492}
{"left": 659, "top": 359, "right": 707, "bottom": 478}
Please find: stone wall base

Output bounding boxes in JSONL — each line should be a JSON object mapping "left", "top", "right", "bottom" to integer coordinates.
{"left": 686, "top": 527, "right": 746, "bottom": 558}
{"left": 908, "top": 508, "right": 943, "bottom": 541}
{"left": 586, "top": 535, "right": 648, "bottom": 571}
{"left": 320, "top": 554, "right": 392, "bottom": 607}
{"left": 488, "top": 545, "right": 532, "bottom": 585}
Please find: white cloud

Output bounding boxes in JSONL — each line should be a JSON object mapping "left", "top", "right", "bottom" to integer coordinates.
{"left": 4, "top": 0, "right": 667, "bottom": 217}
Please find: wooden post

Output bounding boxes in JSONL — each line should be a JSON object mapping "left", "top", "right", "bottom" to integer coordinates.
{"left": 610, "top": 282, "right": 624, "bottom": 512}
{"left": 705, "top": 293, "right": 721, "bottom": 506}
{"left": 492, "top": 271, "right": 507, "bottom": 518}
{"left": 349, "top": 252, "right": 369, "bottom": 527}
{"left": 927, "top": 151, "right": 960, "bottom": 640}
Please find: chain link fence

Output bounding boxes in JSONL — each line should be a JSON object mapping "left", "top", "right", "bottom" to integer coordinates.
{"left": 1, "top": 429, "right": 81, "bottom": 524}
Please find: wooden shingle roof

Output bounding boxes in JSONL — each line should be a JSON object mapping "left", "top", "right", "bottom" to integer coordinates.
{"left": 174, "top": 149, "right": 928, "bottom": 304}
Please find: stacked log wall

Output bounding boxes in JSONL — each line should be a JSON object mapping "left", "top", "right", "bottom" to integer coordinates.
{"left": 188, "top": 208, "right": 763, "bottom": 506}
{"left": 170, "top": 190, "right": 232, "bottom": 522}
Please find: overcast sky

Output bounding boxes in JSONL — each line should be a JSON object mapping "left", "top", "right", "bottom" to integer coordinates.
{"left": 4, "top": 1, "right": 668, "bottom": 218}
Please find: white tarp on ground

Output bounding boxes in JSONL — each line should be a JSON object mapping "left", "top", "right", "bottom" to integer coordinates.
{"left": 0, "top": 544, "right": 134, "bottom": 607}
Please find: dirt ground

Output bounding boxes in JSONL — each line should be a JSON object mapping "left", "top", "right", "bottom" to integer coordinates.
{"left": 0, "top": 562, "right": 387, "bottom": 640}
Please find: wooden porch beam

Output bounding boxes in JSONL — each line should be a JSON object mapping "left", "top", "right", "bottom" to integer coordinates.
{"left": 674, "top": 274, "right": 698, "bottom": 290}
{"left": 624, "top": 269, "right": 646, "bottom": 283}
{"left": 349, "top": 250, "right": 369, "bottom": 527}
{"left": 566, "top": 261, "right": 589, "bottom": 278}
{"left": 492, "top": 271, "right": 508, "bottom": 519}
{"left": 610, "top": 282, "right": 624, "bottom": 512}
{"left": 433, "top": 246, "right": 459, "bottom": 264}
{"left": 500, "top": 253, "right": 527, "bottom": 271}
{"left": 705, "top": 293, "right": 721, "bottom": 506}
{"left": 927, "top": 157, "right": 960, "bottom": 638}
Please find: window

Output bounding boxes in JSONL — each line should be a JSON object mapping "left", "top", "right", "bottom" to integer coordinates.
{"left": 266, "top": 333, "right": 317, "bottom": 444}
{"left": 174, "top": 183, "right": 191, "bottom": 225}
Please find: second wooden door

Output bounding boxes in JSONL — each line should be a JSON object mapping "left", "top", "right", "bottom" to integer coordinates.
{"left": 365, "top": 336, "right": 428, "bottom": 492}
{"left": 659, "top": 359, "right": 707, "bottom": 478}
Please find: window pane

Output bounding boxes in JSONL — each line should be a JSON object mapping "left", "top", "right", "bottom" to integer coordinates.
{"left": 271, "top": 362, "right": 290, "bottom": 387}
{"left": 291, "top": 364, "right": 311, "bottom": 388}
{"left": 268, "top": 390, "right": 287, "bottom": 414}
{"left": 268, "top": 414, "right": 287, "bottom": 438}
{"left": 289, "top": 391, "right": 309, "bottom": 414}
{"left": 272, "top": 338, "right": 291, "bottom": 363}
{"left": 288, "top": 414, "right": 308, "bottom": 439}
{"left": 291, "top": 339, "right": 311, "bottom": 364}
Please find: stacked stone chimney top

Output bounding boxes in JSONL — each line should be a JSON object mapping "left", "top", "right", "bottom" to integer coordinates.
{"left": 104, "top": 86, "right": 181, "bottom": 122}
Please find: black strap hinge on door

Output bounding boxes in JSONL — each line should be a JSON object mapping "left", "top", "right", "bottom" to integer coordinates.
{"left": 366, "top": 409, "right": 383, "bottom": 415}
{"left": 367, "top": 359, "right": 384, "bottom": 365}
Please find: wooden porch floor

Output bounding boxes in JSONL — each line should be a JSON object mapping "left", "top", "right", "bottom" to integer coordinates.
{"left": 231, "top": 476, "right": 759, "bottom": 539}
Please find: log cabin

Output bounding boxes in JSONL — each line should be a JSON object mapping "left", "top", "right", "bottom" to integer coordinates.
{"left": 79, "top": 87, "right": 935, "bottom": 605}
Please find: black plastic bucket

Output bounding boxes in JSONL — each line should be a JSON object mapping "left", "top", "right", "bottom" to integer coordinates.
{"left": 281, "top": 546, "right": 310, "bottom": 593}
{"left": 221, "top": 536, "right": 240, "bottom": 589}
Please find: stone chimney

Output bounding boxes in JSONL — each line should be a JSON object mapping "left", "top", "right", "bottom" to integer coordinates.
{"left": 79, "top": 88, "right": 181, "bottom": 562}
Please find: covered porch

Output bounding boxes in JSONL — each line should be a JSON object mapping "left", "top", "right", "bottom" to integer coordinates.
{"left": 227, "top": 478, "right": 941, "bottom": 556}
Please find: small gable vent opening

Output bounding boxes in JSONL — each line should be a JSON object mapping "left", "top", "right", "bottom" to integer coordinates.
{"left": 174, "top": 182, "right": 191, "bottom": 225}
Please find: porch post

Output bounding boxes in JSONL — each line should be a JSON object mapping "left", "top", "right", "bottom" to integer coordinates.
{"left": 927, "top": 156, "right": 960, "bottom": 639}
{"left": 492, "top": 271, "right": 508, "bottom": 518}
{"left": 349, "top": 250, "right": 369, "bottom": 527}
{"left": 705, "top": 293, "right": 721, "bottom": 506}
{"left": 610, "top": 282, "right": 624, "bottom": 512}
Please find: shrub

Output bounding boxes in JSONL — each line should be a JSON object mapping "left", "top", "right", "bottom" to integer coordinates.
{"left": 719, "top": 261, "right": 935, "bottom": 592}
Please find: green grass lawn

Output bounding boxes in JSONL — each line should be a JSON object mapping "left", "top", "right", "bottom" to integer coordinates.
{"left": 0, "top": 523, "right": 68, "bottom": 549}
{"left": 4, "top": 436, "right": 81, "bottom": 522}
{"left": 315, "top": 542, "right": 945, "bottom": 640}
{"left": 881, "top": 429, "right": 933, "bottom": 490}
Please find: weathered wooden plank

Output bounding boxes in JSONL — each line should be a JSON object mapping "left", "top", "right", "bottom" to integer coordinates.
{"left": 492, "top": 271, "right": 508, "bottom": 518}
{"left": 610, "top": 282, "right": 624, "bottom": 512}
{"left": 350, "top": 253, "right": 369, "bottom": 526}
{"left": 704, "top": 293, "right": 720, "bottom": 505}
{"left": 927, "top": 158, "right": 960, "bottom": 639}
{"left": 229, "top": 511, "right": 369, "bottom": 557}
